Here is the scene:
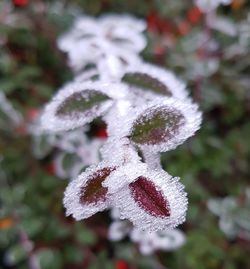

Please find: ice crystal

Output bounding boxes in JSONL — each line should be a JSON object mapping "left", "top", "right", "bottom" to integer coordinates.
{"left": 41, "top": 14, "right": 202, "bottom": 232}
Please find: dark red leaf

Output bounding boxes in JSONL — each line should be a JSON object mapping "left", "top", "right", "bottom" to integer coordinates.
{"left": 129, "top": 176, "right": 170, "bottom": 217}
{"left": 80, "top": 167, "right": 115, "bottom": 205}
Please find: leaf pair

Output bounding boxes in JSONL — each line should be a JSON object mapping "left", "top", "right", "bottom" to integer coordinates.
{"left": 63, "top": 162, "right": 187, "bottom": 231}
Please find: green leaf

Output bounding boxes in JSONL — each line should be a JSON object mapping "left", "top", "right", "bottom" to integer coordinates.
{"left": 5, "top": 244, "right": 27, "bottom": 265}
{"left": 130, "top": 106, "right": 185, "bottom": 145}
{"left": 32, "top": 135, "right": 52, "bottom": 159}
{"left": 56, "top": 90, "right": 110, "bottom": 118}
{"left": 76, "top": 226, "right": 97, "bottom": 245}
{"left": 36, "top": 249, "right": 63, "bottom": 269}
{"left": 122, "top": 72, "right": 171, "bottom": 96}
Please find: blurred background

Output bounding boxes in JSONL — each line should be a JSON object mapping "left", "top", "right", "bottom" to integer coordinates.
{"left": 0, "top": 0, "right": 250, "bottom": 268}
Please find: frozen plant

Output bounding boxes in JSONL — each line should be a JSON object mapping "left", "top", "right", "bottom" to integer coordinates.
{"left": 29, "top": 121, "right": 104, "bottom": 179}
{"left": 41, "top": 14, "right": 202, "bottom": 231}
{"left": 208, "top": 188, "right": 250, "bottom": 240}
{"left": 0, "top": 92, "right": 23, "bottom": 130}
{"left": 108, "top": 208, "right": 186, "bottom": 255}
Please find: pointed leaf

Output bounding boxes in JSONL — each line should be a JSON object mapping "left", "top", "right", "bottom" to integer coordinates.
{"left": 56, "top": 90, "right": 110, "bottom": 118}
{"left": 122, "top": 72, "right": 172, "bottom": 96}
{"left": 130, "top": 106, "right": 185, "bottom": 145}
{"left": 129, "top": 176, "right": 170, "bottom": 217}
{"left": 41, "top": 82, "right": 116, "bottom": 132}
{"left": 80, "top": 167, "right": 115, "bottom": 205}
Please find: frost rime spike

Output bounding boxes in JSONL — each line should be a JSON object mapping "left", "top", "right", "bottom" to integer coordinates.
{"left": 129, "top": 176, "right": 171, "bottom": 218}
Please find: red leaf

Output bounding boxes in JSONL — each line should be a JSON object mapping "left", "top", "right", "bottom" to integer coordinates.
{"left": 80, "top": 167, "right": 115, "bottom": 205}
{"left": 129, "top": 176, "right": 170, "bottom": 218}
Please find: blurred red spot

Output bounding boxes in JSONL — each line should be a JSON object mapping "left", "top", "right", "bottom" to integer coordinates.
{"left": 45, "top": 162, "right": 55, "bottom": 175}
{"left": 26, "top": 108, "right": 39, "bottom": 121}
{"left": 95, "top": 127, "right": 107, "bottom": 138}
{"left": 12, "top": 0, "right": 28, "bottom": 7}
{"left": 153, "top": 44, "right": 165, "bottom": 56}
{"left": 146, "top": 11, "right": 173, "bottom": 34}
{"left": 115, "top": 260, "right": 129, "bottom": 269}
{"left": 146, "top": 11, "right": 158, "bottom": 32}
{"left": 176, "top": 21, "right": 190, "bottom": 36}
{"left": 187, "top": 5, "right": 202, "bottom": 24}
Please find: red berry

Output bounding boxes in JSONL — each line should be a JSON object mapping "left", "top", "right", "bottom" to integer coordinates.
{"left": 26, "top": 108, "right": 39, "bottom": 121}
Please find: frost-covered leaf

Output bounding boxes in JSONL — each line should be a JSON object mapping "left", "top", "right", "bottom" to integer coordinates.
{"left": 129, "top": 228, "right": 185, "bottom": 255}
{"left": 108, "top": 220, "right": 131, "bottom": 241}
{"left": 130, "top": 106, "right": 185, "bottom": 145}
{"left": 63, "top": 163, "right": 116, "bottom": 220}
{"left": 129, "top": 176, "right": 170, "bottom": 218}
{"left": 54, "top": 152, "right": 83, "bottom": 179}
{"left": 80, "top": 167, "right": 115, "bottom": 205}
{"left": 41, "top": 82, "right": 116, "bottom": 132}
{"left": 207, "top": 198, "right": 223, "bottom": 216}
{"left": 57, "top": 14, "right": 146, "bottom": 73}
{"left": 32, "top": 134, "right": 53, "bottom": 159}
{"left": 56, "top": 90, "right": 110, "bottom": 117}
{"left": 104, "top": 164, "right": 188, "bottom": 231}
{"left": 122, "top": 72, "right": 171, "bottom": 96}
{"left": 121, "top": 62, "right": 189, "bottom": 100}
{"left": 127, "top": 99, "right": 202, "bottom": 152}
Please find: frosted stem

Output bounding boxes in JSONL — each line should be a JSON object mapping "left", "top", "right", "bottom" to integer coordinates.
{"left": 142, "top": 150, "right": 161, "bottom": 170}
